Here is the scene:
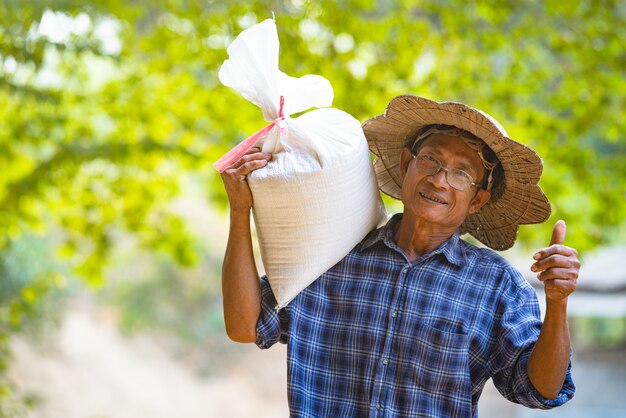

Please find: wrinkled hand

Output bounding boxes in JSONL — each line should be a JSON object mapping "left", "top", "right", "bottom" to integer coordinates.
{"left": 220, "top": 147, "right": 272, "bottom": 211}
{"left": 530, "top": 220, "right": 580, "bottom": 301}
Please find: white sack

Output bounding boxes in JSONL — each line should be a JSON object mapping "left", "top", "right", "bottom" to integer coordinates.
{"left": 218, "top": 19, "right": 387, "bottom": 308}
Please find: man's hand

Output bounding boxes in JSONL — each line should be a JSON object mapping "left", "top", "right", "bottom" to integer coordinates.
{"left": 530, "top": 220, "right": 580, "bottom": 301}
{"left": 527, "top": 220, "right": 579, "bottom": 398}
{"left": 220, "top": 147, "right": 272, "bottom": 211}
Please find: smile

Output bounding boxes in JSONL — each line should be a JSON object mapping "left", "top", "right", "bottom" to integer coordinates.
{"left": 419, "top": 192, "right": 448, "bottom": 205}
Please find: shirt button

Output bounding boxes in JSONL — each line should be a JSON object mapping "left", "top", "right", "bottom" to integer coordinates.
{"left": 382, "top": 358, "right": 389, "bottom": 365}
{"left": 391, "top": 311, "right": 398, "bottom": 318}
{"left": 376, "top": 404, "right": 382, "bottom": 410}
{"left": 402, "top": 268, "right": 408, "bottom": 274}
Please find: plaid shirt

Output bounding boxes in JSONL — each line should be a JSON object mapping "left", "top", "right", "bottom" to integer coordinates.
{"left": 256, "top": 214, "right": 575, "bottom": 417}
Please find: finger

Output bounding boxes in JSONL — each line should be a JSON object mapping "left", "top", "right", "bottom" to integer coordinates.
{"left": 533, "top": 244, "right": 578, "bottom": 261}
{"left": 550, "top": 219, "right": 566, "bottom": 246}
{"left": 243, "top": 146, "right": 263, "bottom": 157}
{"left": 229, "top": 152, "right": 271, "bottom": 170}
{"left": 234, "top": 158, "right": 269, "bottom": 176}
{"left": 536, "top": 267, "right": 579, "bottom": 282}
{"left": 531, "top": 252, "right": 580, "bottom": 272}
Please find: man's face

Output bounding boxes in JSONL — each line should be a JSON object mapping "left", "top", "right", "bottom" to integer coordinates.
{"left": 399, "top": 133, "right": 491, "bottom": 230}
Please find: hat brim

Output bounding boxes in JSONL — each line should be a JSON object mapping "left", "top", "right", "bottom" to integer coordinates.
{"left": 363, "top": 95, "right": 551, "bottom": 250}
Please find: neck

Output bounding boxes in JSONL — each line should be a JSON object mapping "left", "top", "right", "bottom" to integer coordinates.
{"left": 393, "top": 212, "right": 456, "bottom": 261}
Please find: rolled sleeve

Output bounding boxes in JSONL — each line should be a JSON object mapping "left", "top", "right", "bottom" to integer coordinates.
{"left": 255, "top": 275, "right": 289, "bottom": 349}
{"left": 509, "top": 348, "right": 575, "bottom": 409}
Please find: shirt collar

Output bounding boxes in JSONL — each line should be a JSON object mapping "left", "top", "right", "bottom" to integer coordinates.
{"left": 359, "top": 213, "right": 467, "bottom": 267}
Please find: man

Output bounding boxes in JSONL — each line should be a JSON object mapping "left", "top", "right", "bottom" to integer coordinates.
{"left": 219, "top": 95, "right": 580, "bottom": 417}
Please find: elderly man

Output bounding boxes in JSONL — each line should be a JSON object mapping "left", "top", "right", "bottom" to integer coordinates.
{"left": 220, "top": 95, "right": 580, "bottom": 417}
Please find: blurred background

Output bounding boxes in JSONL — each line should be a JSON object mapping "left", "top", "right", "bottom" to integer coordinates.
{"left": 1, "top": 0, "right": 624, "bottom": 417}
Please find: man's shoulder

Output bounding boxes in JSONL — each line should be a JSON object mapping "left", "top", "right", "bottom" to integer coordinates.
{"left": 319, "top": 224, "right": 396, "bottom": 278}
{"left": 355, "top": 219, "right": 391, "bottom": 252}
{"left": 459, "top": 239, "right": 528, "bottom": 285}
{"left": 460, "top": 240, "right": 509, "bottom": 265}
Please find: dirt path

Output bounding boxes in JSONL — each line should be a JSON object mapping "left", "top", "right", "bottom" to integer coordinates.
{"left": 10, "top": 302, "right": 288, "bottom": 418}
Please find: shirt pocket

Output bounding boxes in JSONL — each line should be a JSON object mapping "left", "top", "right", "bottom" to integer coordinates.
{"left": 398, "top": 322, "right": 472, "bottom": 414}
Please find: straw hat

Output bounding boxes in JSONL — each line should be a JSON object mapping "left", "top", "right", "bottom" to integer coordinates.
{"left": 363, "top": 95, "right": 551, "bottom": 251}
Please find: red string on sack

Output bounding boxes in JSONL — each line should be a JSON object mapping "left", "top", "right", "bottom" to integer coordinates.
{"left": 213, "top": 96, "right": 285, "bottom": 173}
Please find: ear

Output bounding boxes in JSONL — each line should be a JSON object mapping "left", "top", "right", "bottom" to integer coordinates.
{"left": 399, "top": 148, "right": 413, "bottom": 178}
{"left": 469, "top": 189, "right": 491, "bottom": 214}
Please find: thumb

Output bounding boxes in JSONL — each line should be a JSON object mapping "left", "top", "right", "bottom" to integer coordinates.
{"left": 550, "top": 220, "right": 566, "bottom": 246}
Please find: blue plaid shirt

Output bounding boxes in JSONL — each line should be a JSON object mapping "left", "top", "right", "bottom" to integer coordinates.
{"left": 256, "top": 214, "right": 575, "bottom": 417}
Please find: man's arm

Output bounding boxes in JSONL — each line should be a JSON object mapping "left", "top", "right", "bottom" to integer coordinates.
{"left": 527, "top": 220, "right": 580, "bottom": 399}
{"left": 220, "top": 148, "right": 272, "bottom": 343}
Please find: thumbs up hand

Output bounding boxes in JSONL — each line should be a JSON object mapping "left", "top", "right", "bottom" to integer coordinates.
{"left": 530, "top": 220, "right": 580, "bottom": 301}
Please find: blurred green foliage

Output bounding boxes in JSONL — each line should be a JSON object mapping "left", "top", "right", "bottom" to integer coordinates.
{"left": 0, "top": 233, "right": 65, "bottom": 416}
{"left": 572, "top": 317, "right": 626, "bottom": 348}
{"left": 98, "top": 239, "right": 244, "bottom": 376}
{"left": 102, "top": 243, "right": 224, "bottom": 341}
{"left": 0, "top": 0, "right": 624, "bottom": 410}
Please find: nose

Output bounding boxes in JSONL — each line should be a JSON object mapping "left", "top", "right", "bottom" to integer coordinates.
{"left": 429, "top": 168, "right": 450, "bottom": 189}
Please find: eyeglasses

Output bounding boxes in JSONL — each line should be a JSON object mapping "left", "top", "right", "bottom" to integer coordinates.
{"left": 412, "top": 154, "right": 483, "bottom": 191}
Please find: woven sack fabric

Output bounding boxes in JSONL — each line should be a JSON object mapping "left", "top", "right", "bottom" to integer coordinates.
{"left": 218, "top": 19, "right": 387, "bottom": 308}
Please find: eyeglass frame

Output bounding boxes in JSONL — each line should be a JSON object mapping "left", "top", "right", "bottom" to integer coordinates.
{"left": 411, "top": 153, "right": 486, "bottom": 191}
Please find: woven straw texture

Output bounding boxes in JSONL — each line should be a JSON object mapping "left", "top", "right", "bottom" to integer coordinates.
{"left": 363, "top": 95, "right": 551, "bottom": 251}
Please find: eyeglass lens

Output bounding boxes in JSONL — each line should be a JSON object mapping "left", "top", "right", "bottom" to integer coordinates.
{"left": 414, "top": 156, "right": 474, "bottom": 191}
